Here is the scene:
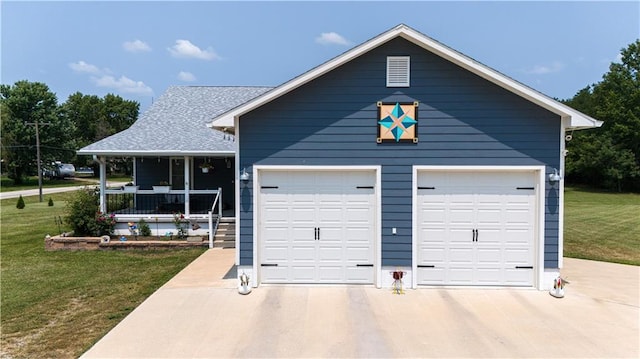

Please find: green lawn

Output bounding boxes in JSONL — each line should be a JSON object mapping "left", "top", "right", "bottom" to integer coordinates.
{"left": 564, "top": 186, "right": 640, "bottom": 265}
{"left": 0, "top": 192, "right": 205, "bottom": 358}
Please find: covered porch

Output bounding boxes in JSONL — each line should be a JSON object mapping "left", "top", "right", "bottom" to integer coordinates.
{"left": 94, "top": 154, "right": 235, "bottom": 245}
{"left": 76, "top": 87, "right": 272, "bottom": 248}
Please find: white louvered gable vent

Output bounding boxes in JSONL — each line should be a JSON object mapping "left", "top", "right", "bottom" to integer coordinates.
{"left": 386, "top": 56, "right": 410, "bottom": 87}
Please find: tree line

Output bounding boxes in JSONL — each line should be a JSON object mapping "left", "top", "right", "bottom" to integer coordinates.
{"left": 1, "top": 81, "right": 139, "bottom": 184}
{"left": 1, "top": 40, "right": 638, "bottom": 191}
{"left": 563, "top": 40, "right": 639, "bottom": 192}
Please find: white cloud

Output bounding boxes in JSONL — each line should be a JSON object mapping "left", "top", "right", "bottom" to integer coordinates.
{"left": 614, "top": 53, "right": 623, "bottom": 63}
{"left": 315, "top": 32, "right": 350, "bottom": 46}
{"left": 69, "top": 60, "right": 101, "bottom": 74}
{"left": 123, "top": 39, "right": 151, "bottom": 53}
{"left": 177, "top": 71, "right": 196, "bottom": 82}
{"left": 168, "top": 39, "right": 219, "bottom": 60}
{"left": 92, "top": 75, "right": 153, "bottom": 95}
{"left": 525, "top": 61, "right": 565, "bottom": 75}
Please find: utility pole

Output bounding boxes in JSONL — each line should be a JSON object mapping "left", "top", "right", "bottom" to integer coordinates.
{"left": 26, "top": 100, "right": 50, "bottom": 202}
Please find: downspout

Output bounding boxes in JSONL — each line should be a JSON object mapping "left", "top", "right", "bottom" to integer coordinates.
{"left": 558, "top": 117, "right": 570, "bottom": 269}
{"left": 93, "top": 155, "right": 107, "bottom": 213}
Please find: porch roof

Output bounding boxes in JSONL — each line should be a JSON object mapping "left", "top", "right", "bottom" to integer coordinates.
{"left": 78, "top": 86, "right": 273, "bottom": 156}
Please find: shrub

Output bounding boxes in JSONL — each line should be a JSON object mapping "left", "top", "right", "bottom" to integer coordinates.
{"left": 48, "top": 197, "right": 54, "bottom": 207}
{"left": 16, "top": 195, "right": 25, "bottom": 209}
{"left": 65, "top": 187, "right": 115, "bottom": 236}
{"left": 94, "top": 212, "right": 116, "bottom": 236}
{"left": 138, "top": 218, "right": 152, "bottom": 236}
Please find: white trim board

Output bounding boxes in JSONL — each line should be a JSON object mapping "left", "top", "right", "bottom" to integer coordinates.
{"left": 412, "top": 165, "right": 547, "bottom": 289}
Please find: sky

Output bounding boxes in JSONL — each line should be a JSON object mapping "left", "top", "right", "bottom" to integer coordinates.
{"left": 2, "top": 1, "right": 639, "bottom": 113}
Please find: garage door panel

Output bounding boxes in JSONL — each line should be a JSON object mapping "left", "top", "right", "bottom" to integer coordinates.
{"left": 504, "top": 268, "right": 534, "bottom": 286}
{"left": 417, "top": 170, "right": 536, "bottom": 287}
{"left": 450, "top": 228, "right": 474, "bottom": 243}
{"left": 345, "top": 207, "right": 373, "bottom": 221}
{"left": 504, "top": 230, "right": 532, "bottom": 245}
{"left": 476, "top": 209, "right": 502, "bottom": 225}
{"left": 448, "top": 268, "right": 474, "bottom": 284}
{"left": 476, "top": 248, "right": 501, "bottom": 265}
{"left": 262, "top": 245, "right": 288, "bottom": 262}
{"left": 291, "top": 245, "right": 315, "bottom": 262}
{"left": 290, "top": 266, "right": 315, "bottom": 282}
{"left": 318, "top": 270, "right": 345, "bottom": 283}
{"left": 475, "top": 229, "right": 501, "bottom": 245}
{"left": 344, "top": 225, "right": 372, "bottom": 237}
{"left": 317, "top": 245, "right": 343, "bottom": 262}
{"left": 262, "top": 227, "right": 288, "bottom": 241}
{"left": 475, "top": 268, "right": 501, "bottom": 285}
{"left": 417, "top": 267, "right": 445, "bottom": 285}
{"left": 262, "top": 207, "right": 289, "bottom": 222}
{"left": 504, "top": 248, "right": 533, "bottom": 264}
{"left": 261, "top": 266, "right": 290, "bottom": 283}
{"left": 419, "top": 247, "right": 445, "bottom": 264}
{"left": 260, "top": 170, "right": 375, "bottom": 284}
{"left": 346, "top": 247, "right": 373, "bottom": 262}
{"left": 449, "top": 248, "right": 474, "bottom": 264}
{"left": 345, "top": 267, "right": 375, "bottom": 283}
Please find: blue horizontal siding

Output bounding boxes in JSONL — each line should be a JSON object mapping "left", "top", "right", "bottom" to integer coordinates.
{"left": 239, "top": 37, "right": 561, "bottom": 269}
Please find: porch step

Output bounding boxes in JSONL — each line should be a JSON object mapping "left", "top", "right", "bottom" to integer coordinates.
{"left": 213, "top": 218, "right": 235, "bottom": 248}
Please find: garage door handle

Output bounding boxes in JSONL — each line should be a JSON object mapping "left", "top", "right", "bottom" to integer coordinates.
{"left": 472, "top": 229, "right": 478, "bottom": 242}
{"left": 475, "top": 229, "right": 479, "bottom": 242}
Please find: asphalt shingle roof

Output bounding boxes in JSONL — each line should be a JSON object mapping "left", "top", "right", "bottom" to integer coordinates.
{"left": 78, "top": 86, "right": 272, "bottom": 156}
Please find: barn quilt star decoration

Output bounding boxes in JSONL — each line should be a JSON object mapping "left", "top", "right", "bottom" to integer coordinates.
{"left": 377, "top": 101, "right": 419, "bottom": 143}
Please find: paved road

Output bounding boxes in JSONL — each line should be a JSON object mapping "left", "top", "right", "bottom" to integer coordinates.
{"left": 0, "top": 181, "right": 127, "bottom": 200}
{"left": 82, "top": 251, "right": 639, "bottom": 358}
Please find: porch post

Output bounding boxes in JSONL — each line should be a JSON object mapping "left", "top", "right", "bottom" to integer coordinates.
{"left": 98, "top": 156, "right": 107, "bottom": 213}
{"left": 184, "top": 155, "right": 190, "bottom": 217}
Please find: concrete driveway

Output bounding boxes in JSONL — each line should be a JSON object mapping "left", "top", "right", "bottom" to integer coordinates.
{"left": 82, "top": 250, "right": 639, "bottom": 358}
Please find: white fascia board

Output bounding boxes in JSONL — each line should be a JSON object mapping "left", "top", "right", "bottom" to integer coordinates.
{"left": 76, "top": 150, "right": 235, "bottom": 157}
{"left": 211, "top": 24, "right": 602, "bottom": 130}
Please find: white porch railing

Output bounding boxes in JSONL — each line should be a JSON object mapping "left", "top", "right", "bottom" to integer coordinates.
{"left": 208, "top": 187, "right": 222, "bottom": 249}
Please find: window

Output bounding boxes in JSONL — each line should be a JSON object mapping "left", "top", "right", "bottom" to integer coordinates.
{"left": 171, "top": 158, "right": 185, "bottom": 190}
{"left": 386, "top": 56, "right": 410, "bottom": 87}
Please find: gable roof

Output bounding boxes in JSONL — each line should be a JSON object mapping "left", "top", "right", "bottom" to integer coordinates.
{"left": 210, "top": 24, "right": 602, "bottom": 130}
{"left": 78, "top": 86, "right": 272, "bottom": 156}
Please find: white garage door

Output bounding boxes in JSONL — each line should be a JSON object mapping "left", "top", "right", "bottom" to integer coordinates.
{"left": 259, "top": 170, "right": 376, "bottom": 284}
{"left": 416, "top": 171, "right": 536, "bottom": 286}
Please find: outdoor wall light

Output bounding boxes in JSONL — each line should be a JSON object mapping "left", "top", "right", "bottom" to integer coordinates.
{"left": 549, "top": 168, "right": 561, "bottom": 182}
{"left": 240, "top": 167, "right": 250, "bottom": 181}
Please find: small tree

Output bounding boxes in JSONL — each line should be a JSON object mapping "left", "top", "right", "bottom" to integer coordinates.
{"left": 48, "top": 197, "right": 54, "bottom": 206}
{"left": 16, "top": 195, "right": 25, "bottom": 209}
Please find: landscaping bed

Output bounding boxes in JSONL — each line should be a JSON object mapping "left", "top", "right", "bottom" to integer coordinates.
{"left": 45, "top": 233, "right": 208, "bottom": 251}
